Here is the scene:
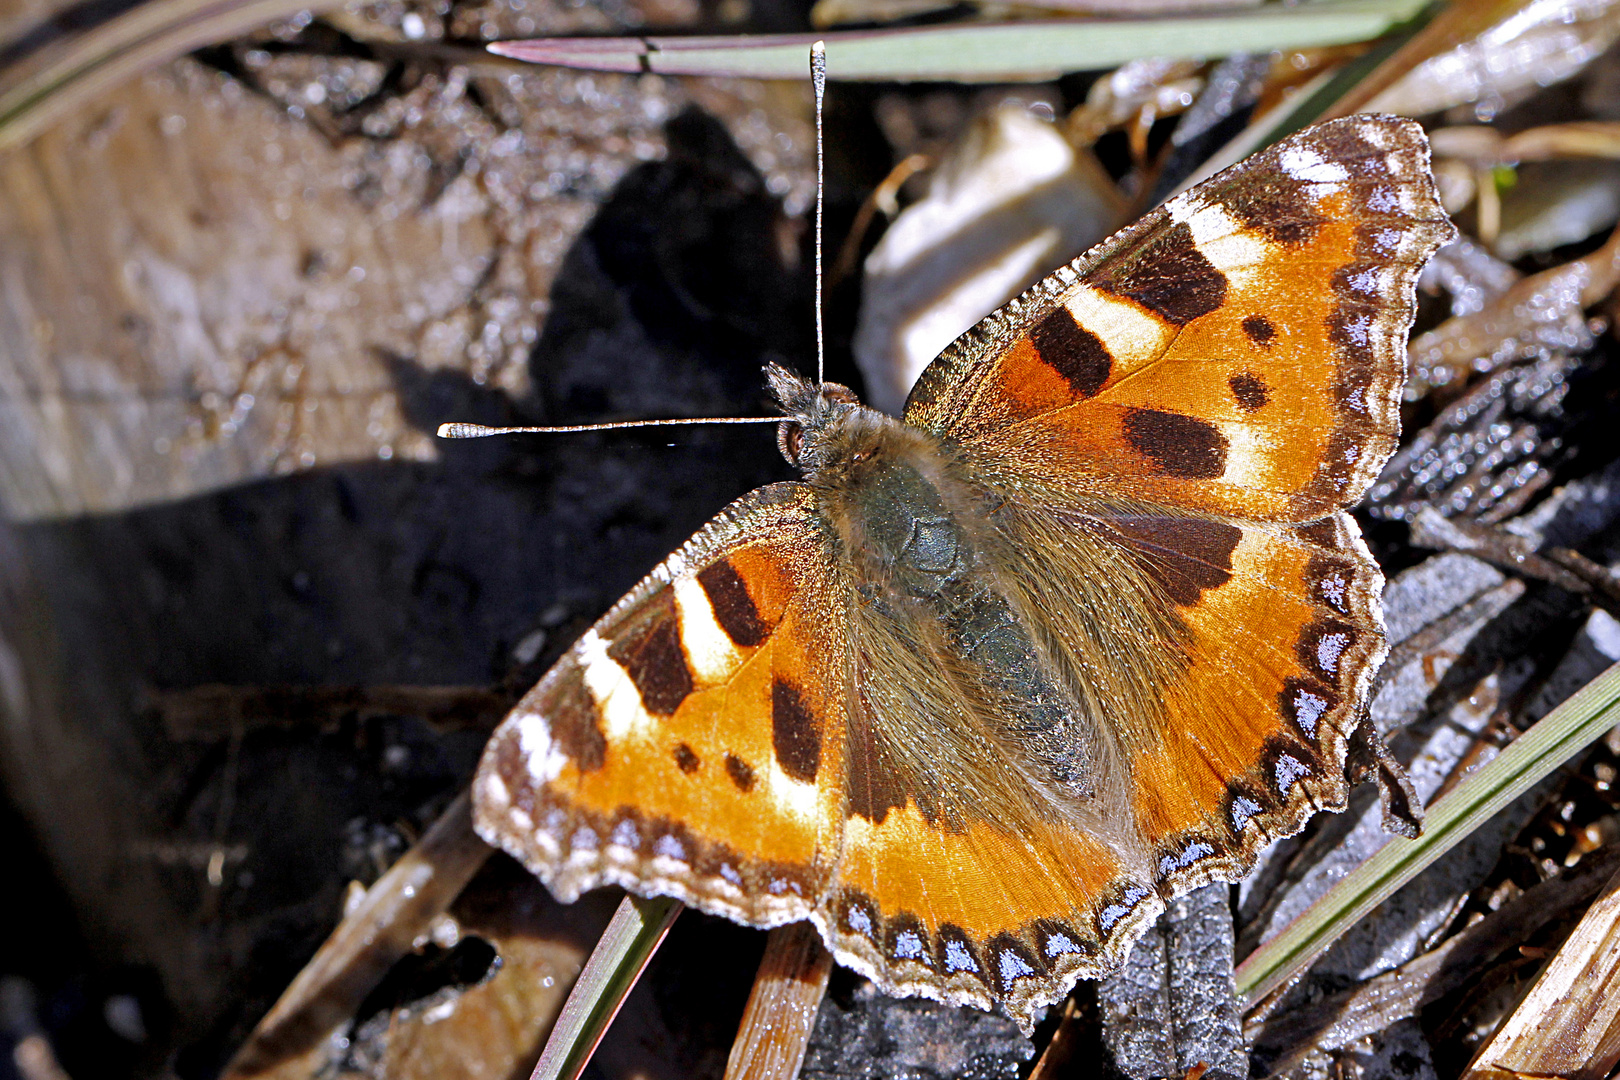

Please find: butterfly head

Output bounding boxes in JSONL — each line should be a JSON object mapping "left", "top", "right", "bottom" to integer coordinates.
{"left": 765, "top": 362, "right": 896, "bottom": 484}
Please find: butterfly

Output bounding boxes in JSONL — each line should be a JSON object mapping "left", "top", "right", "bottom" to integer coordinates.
{"left": 470, "top": 115, "right": 1455, "bottom": 1031}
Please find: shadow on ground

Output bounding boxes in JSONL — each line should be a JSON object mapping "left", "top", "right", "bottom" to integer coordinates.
{"left": 3, "top": 106, "right": 816, "bottom": 1079}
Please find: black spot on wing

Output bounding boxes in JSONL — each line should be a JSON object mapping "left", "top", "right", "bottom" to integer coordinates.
{"left": 1242, "top": 314, "right": 1275, "bottom": 345}
{"left": 1296, "top": 517, "right": 1340, "bottom": 547}
{"left": 673, "top": 742, "right": 700, "bottom": 773}
{"left": 606, "top": 590, "right": 694, "bottom": 716}
{"left": 1110, "top": 515, "right": 1241, "bottom": 607}
{"left": 1093, "top": 219, "right": 1228, "bottom": 326}
{"left": 771, "top": 678, "right": 821, "bottom": 783}
{"left": 697, "top": 559, "right": 768, "bottom": 648}
{"left": 1122, "top": 408, "right": 1229, "bottom": 479}
{"left": 1229, "top": 372, "right": 1268, "bottom": 412}
{"left": 724, "top": 753, "right": 756, "bottom": 792}
{"left": 1030, "top": 306, "right": 1112, "bottom": 397}
{"left": 846, "top": 708, "right": 910, "bottom": 826}
{"left": 1223, "top": 172, "right": 1327, "bottom": 246}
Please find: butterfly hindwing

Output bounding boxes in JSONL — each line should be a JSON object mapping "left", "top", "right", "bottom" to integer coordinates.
{"left": 822, "top": 794, "right": 1154, "bottom": 1024}
{"left": 1107, "top": 510, "right": 1391, "bottom": 887}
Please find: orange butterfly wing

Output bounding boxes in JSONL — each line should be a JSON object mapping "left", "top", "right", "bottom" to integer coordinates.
{"left": 473, "top": 482, "right": 1151, "bottom": 1025}
{"left": 476, "top": 484, "right": 848, "bottom": 927}
{"left": 474, "top": 116, "right": 1456, "bottom": 1033}
{"left": 906, "top": 115, "right": 1454, "bottom": 522}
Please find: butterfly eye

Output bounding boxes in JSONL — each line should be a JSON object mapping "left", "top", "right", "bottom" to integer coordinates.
{"left": 778, "top": 421, "right": 804, "bottom": 464}
{"left": 821, "top": 383, "right": 859, "bottom": 406}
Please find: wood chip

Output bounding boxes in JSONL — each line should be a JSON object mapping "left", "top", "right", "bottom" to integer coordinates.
{"left": 1462, "top": 859, "right": 1620, "bottom": 1079}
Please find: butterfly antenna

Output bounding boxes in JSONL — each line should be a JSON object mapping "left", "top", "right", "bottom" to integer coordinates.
{"left": 437, "top": 417, "right": 780, "bottom": 439}
{"left": 811, "top": 39, "right": 826, "bottom": 388}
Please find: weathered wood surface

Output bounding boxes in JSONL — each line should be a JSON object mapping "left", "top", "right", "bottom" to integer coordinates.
{"left": 0, "top": 4, "right": 812, "bottom": 519}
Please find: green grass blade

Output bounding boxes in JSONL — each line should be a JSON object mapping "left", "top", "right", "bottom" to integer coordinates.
{"left": 1235, "top": 660, "right": 1620, "bottom": 1006}
{"left": 491, "top": 0, "right": 1430, "bottom": 82}
{"left": 0, "top": 0, "right": 355, "bottom": 151}
{"left": 530, "top": 894, "right": 683, "bottom": 1080}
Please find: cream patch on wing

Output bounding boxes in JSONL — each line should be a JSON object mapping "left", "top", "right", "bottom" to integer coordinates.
{"left": 672, "top": 574, "right": 743, "bottom": 684}
{"left": 1062, "top": 285, "right": 1176, "bottom": 358}
{"left": 1278, "top": 143, "right": 1351, "bottom": 185}
{"left": 576, "top": 629, "right": 656, "bottom": 742}
{"left": 765, "top": 754, "right": 820, "bottom": 821}
{"left": 478, "top": 768, "right": 512, "bottom": 811}
{"left": 1212, "top": 418, "right": 1278, "bottom": 489}
{"left": 517, "top": 711, "right": 570, "bottom": 784}
{"left": 1165, "top": 195, "right": 1270, "bottom": 291}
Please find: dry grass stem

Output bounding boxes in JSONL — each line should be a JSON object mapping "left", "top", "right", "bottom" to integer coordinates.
{"left": 723, "top": 922, "right": 834, "bottom": 1080}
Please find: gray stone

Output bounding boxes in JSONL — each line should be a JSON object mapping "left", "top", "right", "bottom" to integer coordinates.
{"left": 803, "top": 976, "right": 1032, "bottom": 1080}
{"left": 1099, "top": 883, "right": 1247, "bottom": 1080}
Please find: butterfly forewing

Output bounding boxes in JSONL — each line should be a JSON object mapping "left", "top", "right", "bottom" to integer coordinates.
{"left": 475, "top": 483, "right": 849, "bottom": 927}
{"left": 906, "top": 116, "right": 1455, "bottom": 523}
